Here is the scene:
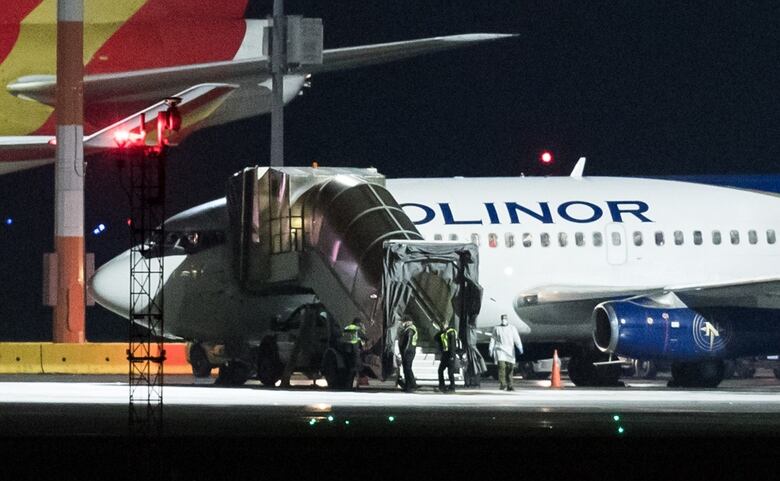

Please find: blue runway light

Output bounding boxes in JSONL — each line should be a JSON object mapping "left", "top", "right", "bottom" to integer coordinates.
{"left": 98, "top": 223, "right": 105, "bottom": 231}
{"left": 93, "top": 228, "right": 100, "bottom": 235}
{"left": 5, "top": 218, "right": 12, "bottom": 225}
{"left": 92, "top": 223, "right": 107, "bottom": 236}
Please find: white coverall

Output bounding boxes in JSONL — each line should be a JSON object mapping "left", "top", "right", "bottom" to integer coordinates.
{"left": 488, "top": 322, "right": 524, "bottom": 363}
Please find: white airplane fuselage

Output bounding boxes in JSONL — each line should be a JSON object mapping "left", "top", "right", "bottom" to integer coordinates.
{"left": 91, "top": 176, "right": 780, "bottom": 348}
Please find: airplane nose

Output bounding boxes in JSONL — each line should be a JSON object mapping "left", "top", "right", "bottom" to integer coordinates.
{"left": 89, "top": 249, "right": 189, "bottom": 320}
{"left": 89, "top": 249, "right": 132, "bottom": 318}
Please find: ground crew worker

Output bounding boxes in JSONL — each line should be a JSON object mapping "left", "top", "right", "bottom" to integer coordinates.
{"left": 398, "top": 317, "right": 419, "bottom": 392}
{"left": 342, "top": 318, "right": 367, "bottom": 388}
{"left": 436, "top": 323, "right": 459, "bottom": 392}
{"left": 488, "top": 314, "right": 524, "bottom": 391}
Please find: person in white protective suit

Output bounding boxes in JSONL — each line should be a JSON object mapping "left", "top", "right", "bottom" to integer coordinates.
{"left": 488, "top": 314, "right": 524, "bottom": 391}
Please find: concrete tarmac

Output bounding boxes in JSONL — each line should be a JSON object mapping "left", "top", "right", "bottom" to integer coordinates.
{"left": 1, "top": 373, "right": 778, "bottom": 478}
{"left": 1, "top": 372, "right": 779, "bottom": 437}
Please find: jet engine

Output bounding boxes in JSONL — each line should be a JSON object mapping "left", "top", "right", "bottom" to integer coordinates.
{"left": 592, "top": 297, "right": 780, "bottom": 361}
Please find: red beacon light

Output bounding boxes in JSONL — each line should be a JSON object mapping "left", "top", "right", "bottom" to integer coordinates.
{"left": 541, "top": 151, "right": 553, "bottom": 164}
{"left": 113, "top": 130, "right": 131, "bottom": 148}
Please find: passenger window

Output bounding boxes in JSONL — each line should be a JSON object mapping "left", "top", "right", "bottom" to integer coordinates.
{"left": 693, "top": 230, "right": 702, "bottom": 245}
{"left": 593, "top": 232, "right": 603, "bottom": 247}
{"left": 633, "top": 231, "right": 643, "bottom": 246}
{"left": 749, "top": 230, "right": 758, "bottom": 245}
{"left": 471, "top": 233, "right": 480, "bottom": 246}
{"left": 712, "top": 230, "right": 721, "bottom": 245}
{"left": 730, "top": 230, "right": 740, "bottom": 245}
{"left": 505, "top": 233, "right": 515, "bottom": 248}
{"left": 434, "top": 234, "right": 442, "bottom": 241}
{"left": 575, "top": 232, "right": 585, "bottom": 247}
{"left": 488, "top": 233, "right": 498, "bottom": 248}
{"left": 449, "top": 233, "right": 458, "bottom": 241}
{"left": 768, "top": 229, "right": 777, "bottom": 244}
{"left": 522, "top": 233, "right": 532, "bottom": 248}
{"left": 611, "top": 232, "right": 622, "bottom": 246}
{"left": 674, "top": 230, "right": 684, "bottom": 246}
{"left": 558, "top": 232, "right": 568, "bottom": 247}
{"left": 655, "top": 231, "right": 665, "bottom": 246}
{"left": 540, "top": 233, "right": 550, "bottom": 247}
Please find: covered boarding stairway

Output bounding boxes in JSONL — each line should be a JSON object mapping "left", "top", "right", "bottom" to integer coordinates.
{"left": 226, "top": 166, "right": 485, "bottom": 387}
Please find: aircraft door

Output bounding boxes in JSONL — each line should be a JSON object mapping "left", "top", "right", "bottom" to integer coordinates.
{"left": 605, "top": 223, "right": 627, "bottom": 265}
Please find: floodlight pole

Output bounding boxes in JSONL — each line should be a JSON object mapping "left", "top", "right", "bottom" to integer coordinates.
{"left": 53, "top": 0, "right": 85, "bottom": 343}
{"left": 270, "top": 0, "right": 286, "bottom": 167}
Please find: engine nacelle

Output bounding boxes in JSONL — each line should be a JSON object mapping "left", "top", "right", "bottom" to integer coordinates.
{"left": 592, "top": 297, "right": 780, "bottom": 361}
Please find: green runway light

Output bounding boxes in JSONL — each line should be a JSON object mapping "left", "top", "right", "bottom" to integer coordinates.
{"left": 327, "top": 415, "right": 334, "bottom": 422}
{"left": 345, "top": 420, "right": 350, "bottom": 425}
{"left": 388, "top": 416, "right": 395, "bottom": 422}
{"left": 617, "top": 426, "right": 625, "bottom": 434}
{"left": 309, "top": 418, "right": 317, "bottom": 426}
{"left": 613, "top": 415, "right": 621, "bottom": 422}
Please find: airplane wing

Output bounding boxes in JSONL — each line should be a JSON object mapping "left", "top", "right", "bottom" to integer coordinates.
{"left": 6, "top": 33, "right": 516, "bottom": 107}
{"left": 84, "top": 83, "right": 239, "bottom": 149}
{"left": 518, "top": 276, "right": 780, "bottom": 322}
{"left": 0, "top": 84, "right": 237, "bottom": 173}
{"left": 668, "top": 276, "right": 780, "bottom": 309}
{"left": 1, "top": 33, "right": 514, "bottom": 173}
{"left": 0, "top": 136, "right": 56, "bottom": 175}
{"left": 8, "top": 61, "right": 263, "bottom": 107}
{"left": 308, "top": 33, "right": 517, "bottom": 74}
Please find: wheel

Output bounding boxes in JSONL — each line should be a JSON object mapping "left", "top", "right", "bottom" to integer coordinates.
{"left": 722, "top": 360, "right": 735, "bottom": 380}
{"left": 567, "top": 349, "right": 622, "bottom": 387}
{"left": 734, "top": 360, "right": 756, "bottom": 379}
{"left": 322, "top": 349, "right": 353, "bottom": 389}
{"left": 188, "top": 343, "right": 213, "bottom": 378}
{"left": 215, "top": 361, "right": 251, "bottom": 386}
{"left": 634, "top": 360, "right": 658, "bottom": 380}
{"left": 257, "top": 351, "right": 284, "bottom": 386}
{"left": 621, "top": 360, "right": 637, "bottom": 378}
{"left": 669, "top": 360, "right": 724, "bottom": 388}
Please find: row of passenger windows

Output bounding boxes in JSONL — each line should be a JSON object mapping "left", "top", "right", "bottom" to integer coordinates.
{"left": 432, "top": 229, "right": 778, "bottom": 248}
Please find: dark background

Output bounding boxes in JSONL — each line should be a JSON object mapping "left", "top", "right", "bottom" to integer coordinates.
{"left": 0, "top": 1, "right": 778, "bottom": 341}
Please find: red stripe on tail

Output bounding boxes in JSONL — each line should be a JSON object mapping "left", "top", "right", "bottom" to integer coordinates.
{"left": 0, "top": 0, "right": 43, "bottom": 64}
{"left": 87, "top": 0, "right": 249, "bottom": 74}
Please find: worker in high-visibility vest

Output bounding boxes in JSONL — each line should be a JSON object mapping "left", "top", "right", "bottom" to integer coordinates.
{"left": 436, "top": 323, "right": 459, "bottom": 392}
{"left": 398, "top": 317, "right": 419, "bottom": 392}
{"left": 342, "top": 318, "right": 367, "bottom": 388}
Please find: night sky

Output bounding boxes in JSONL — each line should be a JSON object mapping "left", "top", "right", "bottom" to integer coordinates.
{"left": 0, "top": 1, "right": 777, "bottom": 341}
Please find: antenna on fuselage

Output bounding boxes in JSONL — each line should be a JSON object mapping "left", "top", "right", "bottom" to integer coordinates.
{"left": 570, "top": 157, "right": 586, "bottom": 178}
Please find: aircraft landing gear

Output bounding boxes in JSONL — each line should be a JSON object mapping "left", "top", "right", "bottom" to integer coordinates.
{"left": 567, "top": 348, "right": 622, "bottom": 387}
{"left": 215, "top": 360, "right": 252, "bottom": 386}
{"left": 257, "top": 340, "right": 284, "bottom": 387}
{"left": 633, "top": 359, "right": 658, "bottom": 380}
{"left": 322, "top": 348, "right": 354, "bottom": 390}
{"left": 187, "top": 343, "right": 214, "bottom": 378}
{"left": 668, "top": 360, "right": 725, "bottom": 388}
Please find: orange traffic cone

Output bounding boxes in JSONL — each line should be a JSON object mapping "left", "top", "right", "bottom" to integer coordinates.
{"left": 550, "top": 350, "right": 562, "bottom": 388}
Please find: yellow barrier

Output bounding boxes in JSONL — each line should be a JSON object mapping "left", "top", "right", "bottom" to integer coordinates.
{"left": 0, "top": 343, "right": 191, "bottom": 375}
{"left": 42, "top": 343, "right": 129, "bottom": 374}
{"left": 0, "top": 343, "right": 43, "bottom": 374}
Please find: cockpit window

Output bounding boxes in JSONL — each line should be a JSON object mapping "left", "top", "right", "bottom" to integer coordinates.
{"left": 164, "top": 230, "right": 225, "bottom": 255}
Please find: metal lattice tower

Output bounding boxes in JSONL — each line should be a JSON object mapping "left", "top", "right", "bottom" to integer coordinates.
{"left": 127, "top": 146, "right": 166, "bottom": 438}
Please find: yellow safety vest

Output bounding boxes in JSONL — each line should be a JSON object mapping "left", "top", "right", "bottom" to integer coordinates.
{"left": 439, "top": 327, "right": 457, "bottom": 351}
{"left": 402, "top": 324, "right": 418, "bottom": 348}
{"left": 344, "top": 324, "right": 364, "bottom": 345}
